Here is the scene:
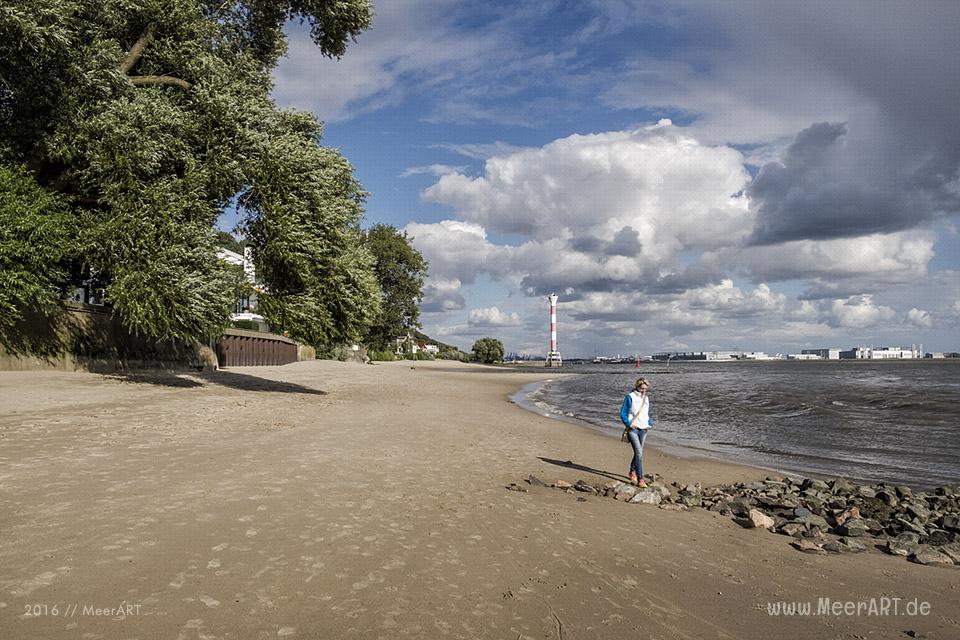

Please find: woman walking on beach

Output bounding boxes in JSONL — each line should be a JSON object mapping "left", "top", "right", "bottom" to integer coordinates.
{"left": 620, "top": 378, "right": 653, "bottom": 487}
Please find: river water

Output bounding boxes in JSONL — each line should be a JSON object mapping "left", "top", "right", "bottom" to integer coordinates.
{"left": 518, "top": 360, "right": 960, "bottom": 489}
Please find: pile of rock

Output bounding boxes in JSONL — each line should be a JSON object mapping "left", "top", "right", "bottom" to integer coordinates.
{"left": 522, "top": 474, "right": 960, "bottom": 568}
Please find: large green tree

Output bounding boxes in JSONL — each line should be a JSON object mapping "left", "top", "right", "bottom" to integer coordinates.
{"left": 471, "top": 337, "right": 504, "bottom": 364}
{"left": 0, "top": 0, "right": 376, "bottom": 347}
{"left": 363, "top": 224, "right": 428, "bottom": 349}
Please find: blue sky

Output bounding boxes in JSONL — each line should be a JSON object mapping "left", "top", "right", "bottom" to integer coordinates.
{"left": 268, "top": 0, "right": 960, "bottom": 356}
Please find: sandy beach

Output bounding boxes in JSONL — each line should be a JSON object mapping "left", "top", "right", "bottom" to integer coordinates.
{"left": 1, "top": 359, "right": 957, "bottom": 639}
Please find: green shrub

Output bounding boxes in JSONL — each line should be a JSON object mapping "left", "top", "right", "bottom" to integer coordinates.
{"left": 414, "top": 351, "right": 434, "bottom": 361}
{"left": 369, "top": 350, "right": 396, "bottom": 361}
{"left": 316, "top": 343, "right": 350, "bottom": 361}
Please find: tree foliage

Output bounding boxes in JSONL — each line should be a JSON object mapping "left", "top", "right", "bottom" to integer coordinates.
{"left": 472, "top": 337, "right": 505, "bottom": 364}
{"left": 363, "top": 224, "right": 428, "bottom": 349}
{"left": 0, "top": 164, "right": 75, "bottom": 342}
{"left": 0, "top": 0, "right": 375, "bottom": 346}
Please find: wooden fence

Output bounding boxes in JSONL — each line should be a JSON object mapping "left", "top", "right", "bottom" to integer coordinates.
{"left": 215, "top": 328, "right": 298, "bottom": 367}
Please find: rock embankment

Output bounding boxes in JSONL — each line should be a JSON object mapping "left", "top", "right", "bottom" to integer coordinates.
{"left": 518, "top": 474, "right": 960, "bottom": 568}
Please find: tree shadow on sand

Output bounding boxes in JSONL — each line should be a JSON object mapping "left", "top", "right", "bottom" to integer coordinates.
{"left": 100, "top": 368, "right": 327, "bottom": 395}
{"left": 537, "top": 457, "right": 628, "bottom": 483}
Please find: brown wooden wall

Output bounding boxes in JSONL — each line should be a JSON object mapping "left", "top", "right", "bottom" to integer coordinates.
{"left": 216, "top": 329, "right": 298, "bottom": 367}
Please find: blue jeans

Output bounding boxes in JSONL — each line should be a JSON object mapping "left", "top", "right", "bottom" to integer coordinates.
{"left": 627, "top": 428, "right": 648, "bottom": 478}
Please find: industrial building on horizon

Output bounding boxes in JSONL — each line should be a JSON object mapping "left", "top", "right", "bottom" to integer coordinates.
{"left": 651, "top": 344, "right": 948, "bottom": 361}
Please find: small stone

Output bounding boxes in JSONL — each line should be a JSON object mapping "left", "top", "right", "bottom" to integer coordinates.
{"left": 648, "top": 482, "right": 672, "bottom": 499}
{"left": 837, "top": 518, "right": 869, "bottom": 537}
{"left": 527, "top": 475, "right": 549, "bottom": 487}
{"left": 629, "top": 489, "right": 662, "bottom": 505}
{"left": 829, "top": 478, "right": 852, "bottom": 495}
{"left": 833, "top": 506, "right": 861, "bottom": 526}
{"left": 777, "top": 522, "right": 807, "bottom": 538}
{"left": 895, "top": 485, "right": 913, "bottom": 500}
{"left": 906, "top": 503, "right": 931, "bottom": 522}
{"left": 941, "top": 514, "right": 960, "bottom": 533}
{"left": 506, "top": 483, "right": 528, "bottom": 493}
{"left": 727, "top": 497, "right": 753, "bottom": 517}
{"left": 923, "top": 530, "right": 955, "bottom": 546}
{"left": 757, "top": 495, "right": 799, "bottom": 510}
{"left": 855, "top": 485, "right": 877, "bottom": 499}
{"left": 887, "top": 532, "right": 921, "bottom": 557}
{"left": 553, "top": 480, "right": 573, "bottom": 490}
{"left": 938, "top": 542, "right": 960, "bottom": 564}
{"left": 793, "top": 511, "right": 829, "bottom": 530}
{"left": 574, "top": 480, "right": 597, "bottom": 494}
{"left": 791, "top": 539, "right": 825, "bottom": 554}
{"left": 876, "top": 490, "right": 899, "bottom": 508}
{"left": 838, "top": 537, "right": 867, "bottom": 553}
{"left": 659, "top": 503, "right": 687, "bottom": 511}
{"left": 602, "top": 480, "right": 624, "bottom": 491}
{"left": 576, "top": 496, "right": 588, "bottom": 502}
{"left": 859, "top": 497, "right": 893, "bottom": 521}
{"left": 895, "top": 517, "right": 927, "bottom": 537}
{"left": 910, "top": 546, "right": 955, "bottom": 566}
{"left": 747, "top": 509, "right": 776, "bottom": 529}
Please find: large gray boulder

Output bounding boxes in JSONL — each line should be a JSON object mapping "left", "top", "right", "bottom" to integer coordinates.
{"left": 629, "top": 489, "right": 662, "bottom": 505}
{"left": 887, "top": 532, "right": 921, "bottom": 557}
{"left": 910, "top": 546, "right": 955, "bottom": 566}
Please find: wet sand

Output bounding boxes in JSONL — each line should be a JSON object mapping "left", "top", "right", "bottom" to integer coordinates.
{"left": 1, "top": 359, "right": 957, "bottom": 639}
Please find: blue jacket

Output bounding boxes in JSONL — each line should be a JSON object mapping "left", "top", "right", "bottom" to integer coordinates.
{"left": 620, "top": 391, "right": 654, "bottom": 429}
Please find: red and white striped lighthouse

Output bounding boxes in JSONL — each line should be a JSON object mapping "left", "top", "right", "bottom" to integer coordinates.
{"left": 546, "top": 293, "right": 562, "bottom": 367}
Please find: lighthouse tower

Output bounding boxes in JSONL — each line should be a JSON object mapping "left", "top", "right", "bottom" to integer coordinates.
{"left": 546, "top": 293, "right": 562, "bottom": 367}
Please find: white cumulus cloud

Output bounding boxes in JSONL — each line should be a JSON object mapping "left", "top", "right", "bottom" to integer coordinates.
{"left": 906, "top": 308, "right": 932, "bottom": 328}
{"left": 822, "top": 295, "right": 896, "bottom": 329}
{"left": 468, "top": 306, "right": 522, "bottom": 327}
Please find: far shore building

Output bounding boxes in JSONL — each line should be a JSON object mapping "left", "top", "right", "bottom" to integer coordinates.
{"left": 801, "top": 348, "right": 841, "bottom": 360}
{"left": 839, "top": 345, "right": 923, "bottom": 359}
{"left": 652, "top": 350, "right": 775, "bottom": 361}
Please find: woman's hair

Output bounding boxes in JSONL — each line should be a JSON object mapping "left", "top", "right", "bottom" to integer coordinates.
{"left": 635, "top": 377, "right": 649, "bottom": 390}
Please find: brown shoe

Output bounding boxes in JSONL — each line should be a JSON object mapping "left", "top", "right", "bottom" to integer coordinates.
{"left": 629, "top": 472, "right": 638, "bottom": 485}
{"left": 637, "top": 479, "right": 648, "bottom": 489}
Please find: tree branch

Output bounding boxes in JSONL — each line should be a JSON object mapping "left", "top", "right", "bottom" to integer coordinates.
{"left": 129, "top": 75, "right": 193, "bottom": 90}
{"left": 117, "top": 22, "right": 157, "bottom": 75}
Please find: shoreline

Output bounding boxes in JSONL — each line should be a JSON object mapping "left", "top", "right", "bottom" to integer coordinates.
{"left": 2, "top": 360, "right": 957, "bottom": 640}
{"left": 509, "top": 373, "right": 830, "bottom": 486}
{"left": 509, "top": 367, "right": 956, "bottom": 491}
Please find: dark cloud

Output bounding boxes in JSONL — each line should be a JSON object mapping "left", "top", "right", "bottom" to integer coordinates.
{"left": 644, "top": 264, "right": 725, "bottom": 295}
{"left": 419, "top": 287, "right": 465, "bottom": 312}
{"left": 608, "top": 226, "right": 642, "bottom": 256}
{"left": 748, "top": 122, "right": 960, "bottom": 245}
{"left": 519, "top": 263, "right": 723, "bottom": 298}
